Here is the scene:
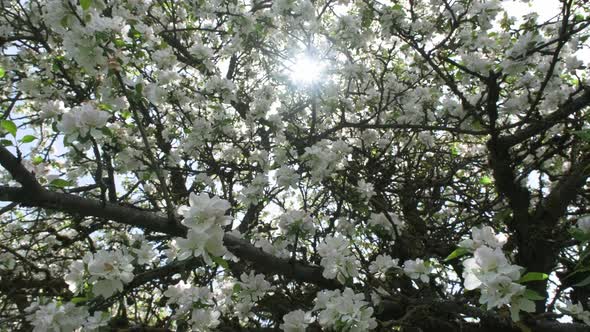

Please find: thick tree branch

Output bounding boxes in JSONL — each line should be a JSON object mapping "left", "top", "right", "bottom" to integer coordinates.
{"left": 499, "top": 87, "right": 590, "bottom": 147}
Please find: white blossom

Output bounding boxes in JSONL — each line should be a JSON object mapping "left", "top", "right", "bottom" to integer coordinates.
{"left": 313, "top": 288, "right": 377, "bottom": 331}
{"left": 458, "top": 226, "right": 507, "bottom": 251}
{"left": 280, "top": 309, "right": 313, "bottom": 332}
{"left": 559, "top": 301, "right": 590, "bottom": 325}
{"left": 369, "top": 254, "right": 400, "bottom": 279}
{"left": 403, "top": 258, "right": 434, "bottom": 282}
{"left": 25, "top": 301, "right": 89, "bottom": 332}
{"left": 318, "top": 235, "right": 359, "bottom": 283}
{"left": 278, "top": 210, "right": 316, "bottom": 238}
{"left": 84, "top": 249, "right": 134, "bottom": 298}
{"left": 190, "top": 308, "right": 221, "bottom": 331}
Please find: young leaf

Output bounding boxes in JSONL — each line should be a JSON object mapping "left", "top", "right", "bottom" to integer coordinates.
{"left": 523, "top": 289, "right": 545, "bottom": 301}
{"left": 50, "top": 178, "right": 71, "bottom": 188}
{"left": 444, "top": 247, "right": 470, "bottom": 262}
{"left": 0, "top": 67, "right": 5, "bottom": 78}
{"left": 70, "top": 296, "right": 89, "bottom": 304}
{"left": 1, "top": 120, "right": 17, "bottom": 137}
{"left": 212, "top": 256, "right": 229, "bottom": 269}
{"left": 479, "top": 175, "right": 493, "bottom": 185}
{"left": 569, "top": 228, "right": 590, "bottom": 243}
{"left": 518, "top": 272, "right": 549, "bottom": 283}
{"left": 80, "top": 0, "right": 92, "bottom": 10}
{"left": 20, "top": 135, "right": 36, "bottom": 143}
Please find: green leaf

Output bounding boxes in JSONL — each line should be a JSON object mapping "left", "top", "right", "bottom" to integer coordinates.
{"left": 523, "top": 289, "right": 545, "bottom": 301}
{"left": 49, "top": 178, "right": 71, "bottom": 188}
{"left": 0, "top": 67, "right": 5, "bottom": 78}
{"left": 32, "top": 156, "right": 44, "bottom": 165}
{"left": 80, "top": 0, "right": 92, "bottom": 10}
{"left": 479, "top": 175, "right": 493, "bottom": 185}
{"left": 20, "top": 135, "right": 36, "bottom": 143}
{"left": 518, "top": 272, "right": 549, "bottom": 283}
{"left": 444, "top": 247, "right": 470, "bottom": 262}
{"left": 569, "top": 228, "right": 590, "bottom": 243}
{"left": 98, "top": 103, "right": 112, "bottom": 111}
{"left": 232, "top": 284, "right": 242, "bottom": 294}
{"left": 1, "top": 120, "right": 17, "bottom": 137}
{"left": 573, "top": 130, "right": 590, "bottom": 142}
{"left": 0, "top": 139, "right": 13, "bottom": 146}
{"left": 450, "top": 143, "right": 459, "bottom": 156}
{"left": 70, "top": 296, "right": 88, "bottom": 304}
{"left": 212, "top": 256, "right": 229, "bottom": 269}
{"left": 573, "top": 275, "right": 590, "bottom": 287}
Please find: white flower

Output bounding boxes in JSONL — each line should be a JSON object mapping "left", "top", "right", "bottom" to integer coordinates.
{"left": 314, "top": 288, "right": 377, "bottom": 331}
{"left": 458, "top": 226, "right": 507, "bottom": 251}
{"left": 462, "top": 246, "right": 522, "bottom": 290}
{"left": 275, "top": 165, "right": 299, "bottom": 188}
{"left": 84, "top": 249, "right": 134, "bottom": 298}
{"left": 163, "top": 280, "right": 193, "bottom": 304}
{"left": 39, "top": 100, "right": 67, "bottom": 119}
{"left": 254, "top": 237, "right": 290, "bottom": 259}
{"left": 64, "top": 260, "right": 85, "bottom": 294}
{"left": 190, "top": 308, "right": 221, "bottom": 331}
{"left": 403, "top": 258, "right": 434, "bottom": 282}
{"left": 26, "top": 301, "right": 88, "bottom": 332}
{"left": 164, "top": 280, "right": 212, "bottom": 314}
{"left": 318, "top": 235, "right": 359, "bottom": 283}
{"left": 132, "top": 241, "right": 156, "bottom": 265}
{"left": 84, "top": 311, "right": 110, "bottom": 331}
{"left": 559, "top": 301, "right": 590, "bottom": 325}
{"left": 369, "top": 254, "right": 400, "bottom": 279}
{"left": 239, "top": 174, "right": 268, "bottom": 206}
{"left": 356, "top": 179, "right": 375, "bottom": 201}
{"left": 238, "top": 271, "right": 274, "bottom": 302}
{"left": 280, "top": 309, "right": 313, "bottom": 332}
{"left": 174, "top": 226, "right": 227, "bottom": 265}
{"left": 508, "top": 292, "right": 536, "bottom": 322}
{"left": 57, "top": 102, "right": 110, "bottom": 139}
{"left": 93, "top": 278, "right": 126, "bottom": 298}
{"left": 478, "top": 275, "right": 524, "bottom": 309}
{"left": 278, "top": 210, "right": 316, "bottom": 238}
{"left": 178, "top": 192, "right": 232, "bottom": 228}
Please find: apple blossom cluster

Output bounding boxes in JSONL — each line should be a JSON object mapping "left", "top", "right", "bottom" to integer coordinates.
{"left": 403, "top": 258, "right": 435, "bottom": 282}
{"left": 559, "top": 301, "right": 590, "bottom": 325}
{"left": 369, "top": 254, "right": 400, "bottom": 280}
{"left": 313, "top": 288, "right": 377, "bottom": 331}
{"left": 64, "top": 249, "right": 134, "bottom": 298}
{"left": 169, "top": 193, "right": 232, "bottom": 265}
{"left": 318, "top": 235, "right": 360, "bottom": 284}
{"left": 280, "top": 309, "right": 314, "bottom": 332}
{"left": 25, "top": 300, "right": 108, "bottom": 332}
{"left": 239, "top": 174, "right": 269, "bottom": 206}
{"left": 460, "top": 226, "right": 535, "bottom": 321}
{"left": 254, "top": 237, "right": 290, "bottom": 259}
{"left": 278, "top": 210, "right": 316, "bottom": 239}
{"left": 232, "top": 272, "right": 275, "bottom": 319}
{"left": 458, "top": 226, "right": 508, "bottom": 251}
{"left": 302, "top": 139, "right": 352, "bottom": 182}
{"left": 163, "top": 280, "right": 221, "bottom": 331}
{"left": 368, "top": 212, "right": 404, "bottom": 238}
{"left": 356, "top": 179, "right": 376, "bottom": 202}
{"left": 56, "top": 102, "right": 111, "bottom": 140}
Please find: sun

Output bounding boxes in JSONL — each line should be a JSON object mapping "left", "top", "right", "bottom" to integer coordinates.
{"left": 287, "top": 54, "right": 325, "bottom": 85}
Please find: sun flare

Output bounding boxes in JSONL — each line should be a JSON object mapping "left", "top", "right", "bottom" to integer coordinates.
{"left": 288, "top": 54, "right": 325, "bottom": 85}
